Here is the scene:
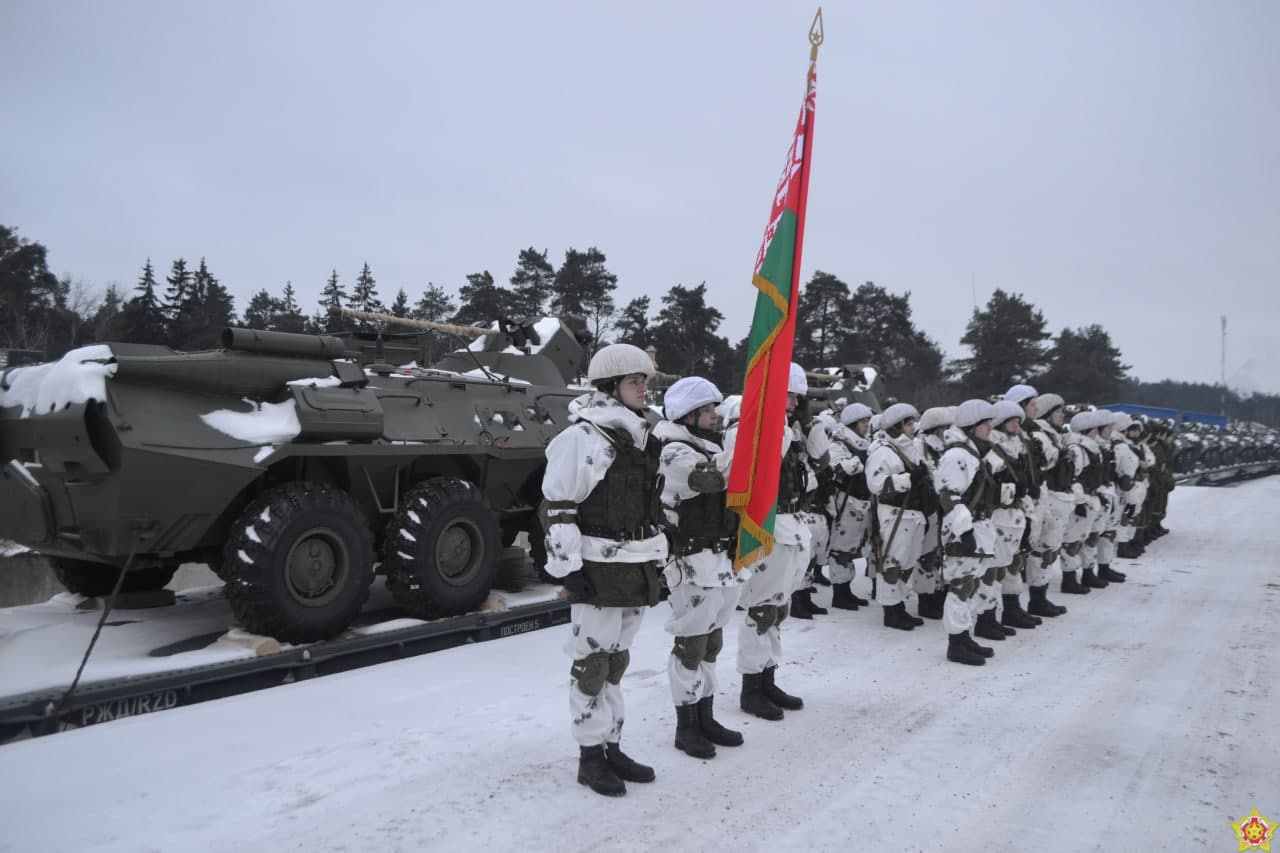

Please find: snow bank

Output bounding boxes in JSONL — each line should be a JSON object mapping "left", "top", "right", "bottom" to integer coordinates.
{"left": 0, "top": 345, "right": 116, "bottom": 418}
{"left": 285, "top": 376, "right": 341, "bottom": 388}
{"left": 201, "top": 399, "right": 301, "bottom": 444}
{"left": 1, "top": 538, "right": 31, "bottom": 557}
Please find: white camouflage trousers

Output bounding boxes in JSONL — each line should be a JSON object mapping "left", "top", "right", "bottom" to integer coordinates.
{"left": 826, "top": 494, "right": 871, "bottom": 584}
{"left": 872, "top": 505, "right": 926, "bottom": 608}
{"left": 664, "top": 583, "right": 741, "bottom": 706}
{"left": 737, "top": 522, "right": 811, "bottom": 675}
{"left": 1030, "top": 490, "right": 1072, "bottom": 587}
{"left": 566, "top": 604, "right": 646, "bottom": 747}
{"left": 1096, "top": 485, "right": 1119, "bottom": 565}
{"left": 802, "top": 510, "right": 831, "bottom": 586}
{"left": 942, "top": 520, "right": 997, "bottom": 634}
{"left": 1117, "top": 481, "right": 1148, "bottom": 544}
{"left": 1062, "top": 495, "right": 1100, "bottom": 575}
{"left": 992, "top": 506, "right": 1027, "bottom": 596}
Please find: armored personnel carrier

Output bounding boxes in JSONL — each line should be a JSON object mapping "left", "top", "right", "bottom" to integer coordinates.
{"left": 0, "top": 316, "right": 589, "bottom": 642}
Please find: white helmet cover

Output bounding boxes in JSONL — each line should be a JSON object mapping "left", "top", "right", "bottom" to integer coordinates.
{"left": 880, "top": 402, "right": 921, "bottom": 431}
{"left": 954, "top": 398, "right": 994, "bottom": 429}
{"left": 840, "top": 402, "right": 874, "bottom": 427}
{"left": 991, "top": 399, "right": 1024, "bottom": 428}
{"left": 788, "top": 362, "right": 808, "bottom": 395}
{"left": 663, "top": 376, "right": 723, "bottom": 422}
{"left": 587, "top": 343, "right": 655, "bottom": 384}
{"left": 1004, "top": 383, "right": 1039, "bottom": 405}
{"left": 919, "top": 406, "right": 953, "bottom": 432}
{"left": 1034, "top": 393, "right": 1065, "bottom": 417}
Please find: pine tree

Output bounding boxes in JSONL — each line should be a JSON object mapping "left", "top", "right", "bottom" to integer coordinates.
{"left": 163, "top": 258, "right": 190, "bottom": 327}
{"left": 793, "top": 270, "right": 850, "bottom": 367}
{"left": 1037, "top": 325, "right": 1130, "bottom": 402}
{"left": 551, "top": 248, "right": 618, "bottom": 346}
{"left": 412, "top": 282, "right": 456, "bottom": 321}
{"left": 0, "top": 225, "right": 60, "bottom": 350}
{"left": 842, "top": 281, "right": 945, "bottom": 397}
{"left": 614, "top": 296, "right": 651, "bottom": 348}
{"left": 348, "top": 262, "right": 383, "bottom": 329}
{"left": 390, "top": 288, "right": 409, "bottom": 318}
{"left": 276, "top": 281, "right": 306, "bottom": 333}
{"left": 90, "top": 284, "right": 125, "bottom": 342}
{"left": 509, "top": 247, "right": 556, "bottom": 318}
{"left": 319, "top": 269, "right": 346, "bottom": 330}
{"left": 453, "top": 270, "right": 514, "bottom": 325}
{"left": 649, "top": 283, "right": 731, "bottom": 384}
{"left": 243, "top": 289, "right": 278, "bottom": 330}
{"left": 119, "top": 258, "right": 166, "bottom": 344}
{"left": 955, "top": 289, "right": 1051, "bottom": 394}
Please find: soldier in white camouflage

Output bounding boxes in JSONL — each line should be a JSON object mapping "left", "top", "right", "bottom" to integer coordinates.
{"left": 914, "top": 406, "right": 953, "bottom": 621}
{"left": 936, "top": 399, "right": 1001, "bottom": 665}
{"left": 818, "top": 402, "right": 875, "bottom": 611}
{"left": 986, "top": 399, "right": 1041, "bottom": 632}
{"left": 654, "top": 376, "right": 747, "bottom": 761}
{"left": 865, "top": 402, "right": 938, "bottom": 630}
{"left": 541, "top": 343, "right": 667, "bottom": 797}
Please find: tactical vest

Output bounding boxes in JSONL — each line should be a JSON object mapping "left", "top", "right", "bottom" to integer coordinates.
{"left": 1043, "top": 429, "right": 1073, "bottom": 493}
{"left": 1018, "top": 424, "right": 1046, "bottom": 491}
{"left": 877, "top": 440, "right": 939, "bottom": 515}
{"left": 987, "top": 441, "right": 1029, "bottom": 500}
{"left": 666, "top": 439, "right": 738, "bottom": 556}
{"left": 577, "top": 425, "right": 664, "bottom": 539}
{"left": 776, "top": 437, "right": 808, "bottom": 514}
{"left": 1077, "top": 443, "right": 1102, "bottom": 493}
{"left": 835, "top": 436, "right": 873, "bottom": 500}
{"left": 1098, "top": 444, "right": 1116, "bottom": 486}
{"left": 946, "top": 442, "right": 997, "bottom": 520}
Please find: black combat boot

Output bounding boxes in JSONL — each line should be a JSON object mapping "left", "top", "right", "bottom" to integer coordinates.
{"left": 1001, "top": 594, "right": 1039, "bottom": 629}
{"left": 917, "top": 590, "right": 945, "bottom": 620}
{"left": 740, "top": 672, "right": 784, "bottom": 721}
{"left": 1099, "top": 563, "right": 1127, "bottom": 583}
{"left": 1081, "top": 567, "right": 1108, "bottom": 589}
{"left": 605, "top": 742, "right": 655, "bottom": 783}
{"left": 1116, "top": 541, "right": 1139, "bottom": 559}
{"left": 882, "top": 603, "right": 915, "bottom": 631}
{"left": 811, "top": 565, "right": 831, "bottom": 586}
{"left": 1027, "top": 584, "right": 1067, "bottom": 617}
{"left": 696, "top": 696, "right": 743, "bottom": 747}
{"left": 947, "top": 632, "right": 986, "bottom": 666}
{"left": 762, "top": 665, "right": 803, "bottom": 710}
{"left": 673, "top": 704, "right": 716, "bottom": 759}
{"left": 831, "top": 581, "right": 861, "bottom": 611}
{"left": 903, "top": 602, "right": 925, "bottom": 626}
{"left": 1060, "top": 570, "right": 1091, "bottom": 594}
{"left": 963, "top": 630, "right": 995, "bottom": 657}
{"left": 578, "top": 745, "right": 626, "bottom": 797}
{"left": 1151, "top": 523, "right": 1170, "bottom": 538}
{"left": 789, "top": 589, "right": 815, "bottom": 619}
{"left": 974, "top": 609, "right": 1008, "bottom": 641}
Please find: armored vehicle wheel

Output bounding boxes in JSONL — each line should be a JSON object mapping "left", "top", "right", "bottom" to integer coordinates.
{"left": 51, "top": 558, "right": 177, "bottom": 597}
{"left": 222, "top": 482, "right": 375, "bottom": 643}
{"left": 386, "top": 478, "right": 501, "bottom": 617}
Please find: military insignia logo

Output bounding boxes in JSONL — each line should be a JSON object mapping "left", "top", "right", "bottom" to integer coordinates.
{"left": 1232, "top": 808, "right": 1277, "bottom": 852}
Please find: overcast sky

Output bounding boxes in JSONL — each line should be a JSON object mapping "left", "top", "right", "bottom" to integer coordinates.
{"left": 2, "top": 1, "right": 1277, "bottom": 394}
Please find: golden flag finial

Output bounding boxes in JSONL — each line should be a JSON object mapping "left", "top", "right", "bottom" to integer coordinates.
{"left": 809, "top": 7, "right": 824, "bottom": 61}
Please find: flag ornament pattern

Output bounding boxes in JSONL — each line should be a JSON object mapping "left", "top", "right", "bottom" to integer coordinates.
{"left": 726, "top": 39, "right": 819, "bottom": 571}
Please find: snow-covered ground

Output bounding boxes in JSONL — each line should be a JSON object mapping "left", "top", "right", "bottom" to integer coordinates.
{"left": 1, "top": 478, "right": 1276, "bottom": 853}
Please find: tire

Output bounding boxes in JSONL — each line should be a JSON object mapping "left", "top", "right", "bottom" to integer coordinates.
{"left": 51, "top": 558, "right": 176, "bottom": 597}
{"left": 222, "top": 482, "right": 375, "bottom": 643}
{"left": 385, "top": 478, "right": 501, "bottom": 618}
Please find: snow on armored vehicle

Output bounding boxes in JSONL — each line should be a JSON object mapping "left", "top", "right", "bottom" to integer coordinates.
{"left": 0, "top": 315, "right": 590, "bottom": 642}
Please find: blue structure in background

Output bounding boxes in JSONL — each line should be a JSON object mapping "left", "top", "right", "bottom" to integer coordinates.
{"left": 1102, "top": 402, "right": 1227, "bottom": 430}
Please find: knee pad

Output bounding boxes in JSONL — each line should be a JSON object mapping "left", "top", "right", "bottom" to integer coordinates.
{"left": 948, "top": 574, "right": 979, "bottom": 601}
{"left": 607, "top": 649, "right": 630, "bottom": 685}
{"left": 900, "top": 566, "right": 915, "bottom": 584}
{"left": 1102, "top": 530, "right": 1116, "bottom": 541}
{"left": 1063, "top": 541, "right": 1081, "bottom": 556}
{"left": 919, "top": 550, "right": 940, "bottom": 573}
{"left": 747, "top": 604, "right": 777, "bottom": 636}
{"left": 571, "top": 651, "right": 611, "bottom": 696}
{"left": 704, "top": 627, "right": 724, "bottom": 662}
{"left": 672, "top": 634, "right": 708, "bottom": 671}
{"left": 982, "top": 565, "right": 999, "bottom": 586}
{"left": 994, "top": 564, "right": 1007, "bottom": 583}
{"left": 1085, "top": 533, "right": 1099, "bottom": 548}
{"left": 881, "top": 564, "right": 902, "bottom": 585}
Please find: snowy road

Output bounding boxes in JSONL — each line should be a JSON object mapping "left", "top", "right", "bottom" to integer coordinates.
{"left": 1, "top": 478, "right": 1276, "bottom": 853}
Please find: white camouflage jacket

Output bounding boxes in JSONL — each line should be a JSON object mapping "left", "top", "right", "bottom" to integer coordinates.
{"left": 540, "top": 392, "right": 668, "bottom": 578}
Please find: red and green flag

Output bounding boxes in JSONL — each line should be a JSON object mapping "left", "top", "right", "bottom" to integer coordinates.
{"left": 727, "top": 17, "right": 822, "bottom": 570}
